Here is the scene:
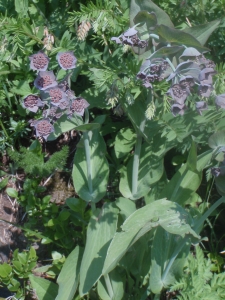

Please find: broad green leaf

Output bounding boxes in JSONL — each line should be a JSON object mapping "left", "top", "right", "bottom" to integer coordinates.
{"left": 159, "top": 150, "right": 212, "bottom": 206}
{"left": 72, "top": 129, "right": 109, "bottom": 203}
{"left": 48, "top": 114, "right": 83, "bottom": 141}
{"left": 149, "top": 46, "right": 184, "bottom": 60}
{"left": 130, "top": 0, "right": 174, "bottom": 30}
{"left": 6, "top": 187, "right": 18, "bottom": 198}
{"left": 79, "top": 203, "right": 119, "bottom": 296}
{"left": 56, "top": 246, "right": 83, "bottom": 300}
{"left": 155, "top": 25, "right": 209, "bottom": 52}
{"left": 97, "top": 269, "right": 125, "bottom": 300}
{"left": 102, "top": 199, "right": 199, "bottom": 275}
{"left": 186, "top": 141, "right": 197, "bottom": 172}
{"left": 149, "top": 227, "right": 190, "bottom": 294}
{"left": 115, "top": 197, "right": 136, "bottom": 220}
{"left": 133, "top": 11, "right": 157, "bottom": 30}
{"left": 74, "top": 123, "right": 100, "bottom": 132}
{"left": 29, "top": 274, "right": 58, "bottom": 300}
{"left": 15, "top": 0, "right": 28, "bottom": 15}
{"left": 215, "top": 175, "right": 225, "bottom": 196}
{"left": 183, "top": 19, "right": 221, "bottom": 46}
{"left": 114, "top": 128, "right": 136, "bottom": 159}
{"left": 0, "top": 263, "right": 12, "bottom": 278}
{"left": 0, "top": 177, "right": 8, "bottom": 190}
{"left": 119, "top": 142, "right": 163, "bottom": 200}
{"left": 11, "top": 80, "right": 32, "bottom": 96}
{"left": 208, "top": 131, "right": 225, "bottom": 150}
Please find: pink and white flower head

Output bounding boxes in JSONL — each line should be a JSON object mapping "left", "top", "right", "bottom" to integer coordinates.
{"left": 29, "top": 51, "right": 49, "bottom": 71}
{"left": 42, "top": 87, "right": 68, "bottom": 106}
{"left": 56, "top": 51, "right": 77, "bottom": 70}
{"left": 34, "top": 71, "right": 58, "bottom": 91}
{"left": 22, "top": 94, "right": 44, "bottom": 113}
{"left": 69, "top": 97, "right": 90, "bottom": 116}
{"left": 33, "top": 118, "right": 54, "bottom": 140}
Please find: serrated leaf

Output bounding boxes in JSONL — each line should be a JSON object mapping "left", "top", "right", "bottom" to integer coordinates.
{"left": 56, "top": 246, "right": 83, "bottom": 300}
{"left": 29, "top": 274, "right": 58, "bottom": 300}
{"left": 79, "top": 203, "right": 119, "bottom": 296}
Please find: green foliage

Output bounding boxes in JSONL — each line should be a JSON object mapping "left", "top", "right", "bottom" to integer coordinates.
{"left": 0, "top": 247, "right": 38, "bottom": 300}
{"left": 8, "top": 142, "right": 69, "bottom": 177}
{"left": 170, "top": 246, "right": 225, "bottom": 300}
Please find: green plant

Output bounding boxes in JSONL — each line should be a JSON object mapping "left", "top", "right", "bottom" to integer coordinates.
{"left": 170, "top": 245, "right": 225, "bottom": 299}
{"left": 0, "top": 247, "right": 38, "bottom": 300}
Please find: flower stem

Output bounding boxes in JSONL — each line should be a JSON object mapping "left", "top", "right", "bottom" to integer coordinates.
{"left": 132, "top": 132, "right": 143, "bottom": 196}
{"left": 165, "top": 57, "right": 176, "bottom": 72}
{"left": 0, "top": 119, "right": 9, "bottom": 139}
{"left": 132, "top": 119, "right": 146, "bottom": 196}
{"left": 83, "top": 108, "right": 94, "bottom": 210}
{"left": 104, "top": 274, "right": 114, "bottom": 299}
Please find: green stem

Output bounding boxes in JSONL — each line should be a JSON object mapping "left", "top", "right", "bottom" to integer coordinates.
{"left": 83, "top": 131, "right": 92, "bottom": 198}
{"left": 132, "top": 132, "right": 143, "bottom": 196}
{"left": 104, "top": 274, "right": 114, "bottom": 299}
{"left": 165, "top": 57, "right": 176, "bottom": 72}
{"left": 0, "top": 119, "right": 9, "bottom": 139}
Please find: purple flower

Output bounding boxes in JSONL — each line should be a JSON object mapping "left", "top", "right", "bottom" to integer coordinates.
{"left": 111, "top": 27, "right": 148, "bottom": 48}
{"left": 195, "top": 101, "right": 208, "bottom": 115}
{"left": 215, "top": 94, "right": 225, "bottom": 109}
{"left": 69, "top": 97, "right": 90, "bottom": 116}
{"left": 171, "top": 103, "right": 186, "bottom": 116}
{"left": 57, "top": 51, "right": 77, "bottom": 70}
{"left": 22, "top": 94, "right": 44, "bottom": 113}
{"left": 43, "top": 87, "right": 68, "bottom": 106}
{"left": 167, "top": 84, "right": 190, "bottom": 104}
{"left": 34, "top": 71, "right": 58, "bottom": 91}
{"left": 198, "top": 84, "right": 212, "bottom": 98}
{"left": 179, "top": 76, "right": 195, "bottom": 88}
{"left": 33, "top": 118, "right": 54, "bottom": 140}
{"left": 199, "top": 68, "right": 216, "bottom": 85}
{"left": 43, "top": 106, "right": 64, "bottom": 121}
{"left": 29, "top": 51, "right": 49, "bottom": 71}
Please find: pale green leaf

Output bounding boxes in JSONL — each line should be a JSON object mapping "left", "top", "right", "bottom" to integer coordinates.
{"left": 56, "top": 246, "right": 83, "bottom": 300}
{"left": 72, "top": 129, "right": 109, "bottom": 203}
{"left": 29, "top": 274, "right": 58, "bottom": 300}
{"left": 79, "top": 203, "right": 119, "bottom": 296}
{"left": 102, "top": 199, "right": 199, "bottom": 275}
{"left": 183, "top": 19, "right": 221, "bottom": 46}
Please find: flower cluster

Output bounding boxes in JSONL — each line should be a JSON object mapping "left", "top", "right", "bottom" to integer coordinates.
{"left": 136, "top": 58, "right": 169, "bottom": 88}
{"left": 111, "top": 27, "right": 148, "bottom": 48}
{"left": 137, "top": 47, "right": 218, "bottom": 116}
{"left": 24, "top": 51, "right": 89, "bottom": 140}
